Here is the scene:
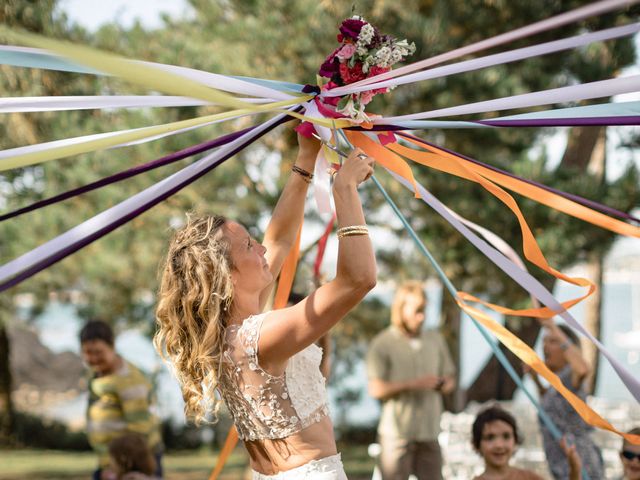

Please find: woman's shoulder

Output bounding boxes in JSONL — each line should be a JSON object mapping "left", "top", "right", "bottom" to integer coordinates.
{"left": 223, "top": 312, "right": 274, "bottom": 362}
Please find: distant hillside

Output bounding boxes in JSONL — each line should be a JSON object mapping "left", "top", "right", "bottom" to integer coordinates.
{"left": 9, "top": 324, "right": 84, "bottom": 392}
{"left": 8, "top": 324, "right": 85, "bottom": 419}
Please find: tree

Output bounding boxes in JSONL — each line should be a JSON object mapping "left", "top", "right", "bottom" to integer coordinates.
{"left": 1, "top": 0, "right": 638, "bottom": 437}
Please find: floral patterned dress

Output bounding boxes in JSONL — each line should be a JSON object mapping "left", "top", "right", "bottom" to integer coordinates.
{"left": 539, "top": 365, "right": 604, "bottom": 479}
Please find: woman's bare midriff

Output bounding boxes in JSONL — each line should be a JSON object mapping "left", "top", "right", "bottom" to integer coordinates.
{"left": 244, "top": 416, "right": 337, "bottom": 475}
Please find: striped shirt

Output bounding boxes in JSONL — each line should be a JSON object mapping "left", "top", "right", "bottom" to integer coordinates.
{"left": 86, "top": 359, "right": 162, "bottom": 467}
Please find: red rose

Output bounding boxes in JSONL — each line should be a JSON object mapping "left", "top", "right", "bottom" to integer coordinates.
{"left": 368, "top": 66, "right": 391, "bottom": 77}
{"left": 339, "top": 62, "right": 366, "bottom": 84}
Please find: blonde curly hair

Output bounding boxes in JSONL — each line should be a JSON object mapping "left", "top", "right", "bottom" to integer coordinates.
{"left": 154, "top": 214, "right": 234, "bottom": 424}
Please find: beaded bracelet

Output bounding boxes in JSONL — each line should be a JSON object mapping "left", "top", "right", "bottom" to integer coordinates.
{"left": 292, "top": 165, "right": 314, "bottom": 184}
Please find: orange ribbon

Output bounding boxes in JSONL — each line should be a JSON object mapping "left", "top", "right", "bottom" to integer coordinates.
{"left": 348, "top": 130, "right": 599, "bottom": 317}
{"left": 458, "top": 299, "right": 640, "bottom": 445}
{"left": 347, "top": 130, "right": 640, "bottom": 445}
{"left": 208, "top": 426, "right": 239, "bottom": 480}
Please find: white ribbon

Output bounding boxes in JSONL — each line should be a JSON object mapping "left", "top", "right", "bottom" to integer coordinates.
{"left": 379, "top": 75, "right": 640, "bottom": 122}
{"left": 0, "top": 95, "right": 277, "bottom": 113}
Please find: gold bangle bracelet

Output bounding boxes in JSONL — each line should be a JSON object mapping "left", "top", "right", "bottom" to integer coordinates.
{"left": 337, "top": 225, "right": 368, "bottom": 235}
{"left": 337, "top": 225, "right": 369, "bottom": 239}
{"left": 337, "top": 231, "right": 369, "bottom": 239}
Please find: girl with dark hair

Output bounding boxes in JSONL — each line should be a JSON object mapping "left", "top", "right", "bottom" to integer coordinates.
{"left": 472, "top": 406, "right": 581, "bottom": 480}
{"left": 472, "top": 406, "right": 544, "bottom": 480}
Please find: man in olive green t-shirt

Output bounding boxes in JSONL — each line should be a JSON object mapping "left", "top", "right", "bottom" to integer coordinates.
{"left": 366, "top": 281, "right": 456, "bottom": 480}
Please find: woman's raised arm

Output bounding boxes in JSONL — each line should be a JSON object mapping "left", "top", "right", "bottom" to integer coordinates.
{"left": 257, "top": 147, "right": 377, "bottom": 371}
{"left": 259, "top": 133, "right": 320, "bottom": 308}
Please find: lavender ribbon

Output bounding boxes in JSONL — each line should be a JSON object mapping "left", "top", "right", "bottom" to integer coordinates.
{"left": 329, "top": 0, "right": 640, "bottom": 92}
{"left": 386, "top": 166, "right": 640, "bottom": 402}
{"left": 325, "top": 22, "right": 640, "bottom": 96}
{"left": 477, "top": 116, "right": 640, "bottom": 127}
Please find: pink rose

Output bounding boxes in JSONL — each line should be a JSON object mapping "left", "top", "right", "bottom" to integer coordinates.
{"left": 359, "top": 90, "right": 376, "bottom": 105}
{"left": 337, "top": 43, "right": 357, "bottom": 61}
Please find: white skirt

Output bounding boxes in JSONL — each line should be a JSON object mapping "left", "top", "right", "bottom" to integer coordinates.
{"left": 251, "top": 453, "right": 347, "bottom": 480}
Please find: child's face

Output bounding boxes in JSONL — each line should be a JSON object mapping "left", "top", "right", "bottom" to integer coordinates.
{"left": 621, "top": 442, "right": 640, "bottom": 480}
{"left": 478, "top": 420, "right": 516, "bottom": 469}
{"left": 81, "top": 339, "right": 118, "bottom": 376}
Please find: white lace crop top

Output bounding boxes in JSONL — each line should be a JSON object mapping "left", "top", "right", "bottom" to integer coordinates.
{"left": 217, "top": 312, "right": 330, "bottom": 441}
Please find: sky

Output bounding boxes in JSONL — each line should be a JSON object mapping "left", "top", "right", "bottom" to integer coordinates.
{"left": 58, "top": 0, "right": 193, "bottom": 31}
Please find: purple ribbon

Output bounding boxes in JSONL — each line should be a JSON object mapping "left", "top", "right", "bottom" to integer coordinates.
{"left": 0, "top": 114, "right": 296, "bottom": 292}
{"left": 348, "top": 115, "right": 640, "bottom": 130}
{"left": 477, "top": 116, "right": 640, "bottom": 127}
{"left": 0, "top": 125, "right": 256, "bottom": 222}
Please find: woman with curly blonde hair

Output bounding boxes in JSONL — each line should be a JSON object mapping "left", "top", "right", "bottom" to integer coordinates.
{"left": 154, "top": 131, "right": 376, "bottom": 479}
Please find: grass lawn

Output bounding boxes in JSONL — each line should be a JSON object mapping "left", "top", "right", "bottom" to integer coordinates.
{"left": 0, "top": 444, "right": 375, "bottom": 480}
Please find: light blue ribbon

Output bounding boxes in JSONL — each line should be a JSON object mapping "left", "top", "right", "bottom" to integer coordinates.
{"left": 335, "top": 128, "right": 569, "bottom": 447}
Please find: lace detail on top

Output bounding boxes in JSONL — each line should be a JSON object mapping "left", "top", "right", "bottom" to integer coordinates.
{"left": 218, "top": 312, "right": 330, "bottom": 441}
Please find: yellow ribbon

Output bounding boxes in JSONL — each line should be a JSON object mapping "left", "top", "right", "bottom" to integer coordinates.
{"left": 0, "top": 108, "right": 268, "bottom": 171}
{"left": 0, "top": 27, "right": 271, "bottom": 110}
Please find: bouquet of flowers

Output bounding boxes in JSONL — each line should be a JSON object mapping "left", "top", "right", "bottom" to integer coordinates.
{"left": 318, "top": 15, "right": 415, "bottom": 123}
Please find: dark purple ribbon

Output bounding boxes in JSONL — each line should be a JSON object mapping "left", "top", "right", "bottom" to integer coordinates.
{"left": 0, "top": 114, "right": 297, "bottom": 292}
{"left": 348, "top": 115, "right": 640, "bottom": 131}
{"left": 397, "top": 131, "right": 640, "bottom": 224}
{"left": 477, "top": 116, "right": 640, "bottom": 127}
{"left": 0, "top": 125, "right": 257, "bottom": 222}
